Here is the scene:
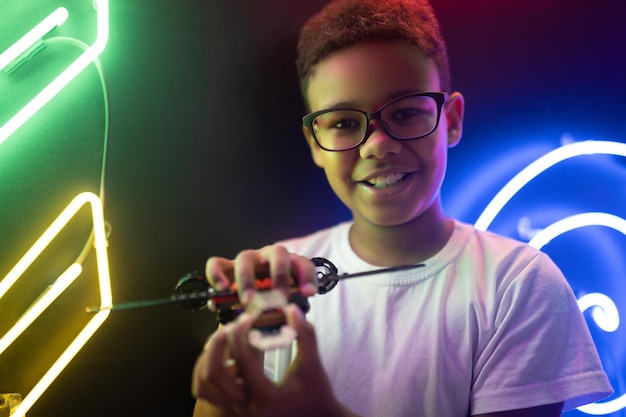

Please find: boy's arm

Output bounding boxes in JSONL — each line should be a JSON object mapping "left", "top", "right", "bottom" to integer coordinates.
{"left": 192, "top": 399, "right": 241, "bottom": 417}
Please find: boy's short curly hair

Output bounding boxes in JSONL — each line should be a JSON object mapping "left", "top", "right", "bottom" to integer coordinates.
{"left": 296, "top": 0, "right": 450, "bottom": 104}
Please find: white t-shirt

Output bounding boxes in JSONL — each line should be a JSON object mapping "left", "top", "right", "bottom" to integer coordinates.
{"left": 266, "top": 220, "right": 613, "bottom": 416}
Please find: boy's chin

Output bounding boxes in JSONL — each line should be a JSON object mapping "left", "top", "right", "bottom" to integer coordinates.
{"left": 354, "top": 210, "right": 422, "bottom": 228}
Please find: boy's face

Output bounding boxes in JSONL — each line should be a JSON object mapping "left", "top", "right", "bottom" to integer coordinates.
{"left": 303, "top": 40, "right": 464, "bottom": 228}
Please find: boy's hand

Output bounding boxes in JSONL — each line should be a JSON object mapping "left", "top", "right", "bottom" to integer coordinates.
{"left": 192, "top": 304, "right": 350, "bottom": 417}
{"left": 205, "top": 245, "right": 319, "bottom": 304}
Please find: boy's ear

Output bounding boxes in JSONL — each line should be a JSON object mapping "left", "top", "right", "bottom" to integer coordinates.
{"left": 302, "top": 125, "right": 324, "bottom": 168}
{"left": 444, "top": 92, "right": 464, "bottom": 148}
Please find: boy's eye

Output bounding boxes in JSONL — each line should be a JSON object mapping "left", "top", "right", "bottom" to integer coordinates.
{"left": 315, "top": 111, "right": 363, "bottom": 131}
{"left": 390, "top": 107, "right": 424, "bottom": 121}
{"left": 331, "top": 118, "right": 361, "bottom": 129}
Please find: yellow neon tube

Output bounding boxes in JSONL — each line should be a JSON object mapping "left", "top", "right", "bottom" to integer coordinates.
{"left": 0, "top": 192, "right": 111, "bottom": 304}
{"left": 0, "top": 192, "right": 112, "bottom": 417}
{"left": 10, "top": 310, "right": 111, "bottom": 417}
{"left": 0, "top": 263, "right": 83, "bottom": 356}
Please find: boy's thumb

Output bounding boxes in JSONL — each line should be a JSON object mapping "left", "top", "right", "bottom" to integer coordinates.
{"left": 285, "top": 304, "right": 321, "bottom": 365}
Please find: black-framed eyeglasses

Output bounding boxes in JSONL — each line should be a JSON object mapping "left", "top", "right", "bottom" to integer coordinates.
{"left": 302, "top": 92, "right": 448, "bottom": 152}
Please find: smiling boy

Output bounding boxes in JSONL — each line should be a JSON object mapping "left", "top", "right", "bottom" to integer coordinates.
{"left": 191, "top": 1, "right": 613, "bottom": 416}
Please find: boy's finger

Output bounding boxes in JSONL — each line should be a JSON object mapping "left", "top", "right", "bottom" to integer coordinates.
{"left": 262, "top": 245, "right": 292, "bottom": 294}
{"left": 293, "top": 255, "right": 318, "bottom": 297}
{"left": 205, "top": 257, "right": 235, "bottom": 291}
{"left": 193, "top": 324, "right": 246, "bottom": 406}
{"left": 285, "top": 304, "right": 322, "bottom": 367}
{"left": 228, "top": 313, "right": 275, "bottom": 399}
{"left": 234, "top": 250, "right": 263, "bottom": 304}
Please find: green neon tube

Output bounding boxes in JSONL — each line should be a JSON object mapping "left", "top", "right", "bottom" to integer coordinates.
{"left": 0, "top": 7, "right": 69, "bottom": 72}
{"left": 0, "top": 0, "right": 109, "bottom": 146}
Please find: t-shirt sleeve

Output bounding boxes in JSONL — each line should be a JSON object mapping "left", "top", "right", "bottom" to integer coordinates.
{"left": 470, "top": 251, "right": 613, "bottom": 414}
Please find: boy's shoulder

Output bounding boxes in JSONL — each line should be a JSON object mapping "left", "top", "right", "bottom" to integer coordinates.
{"left": 454, "top": 220, "right": 531, "bottom": 248}
{"left": 453, "top": 221, "right": 562, "bottom": 281}
{"left": 416, "top": 221, "right": 556, "bottom": 285}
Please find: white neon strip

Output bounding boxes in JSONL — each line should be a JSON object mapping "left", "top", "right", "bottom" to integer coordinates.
{"left": 9, "top": 310, "right": 110, "bottom": 417}
{"left": 578, "top": 394, "right": 626, "bottom": 415}
{"left": 0, "top": 7, "right": 69, "bottom": 71}
{"left": 474, "top": 141, "right": 626, "bottom": 231}
{"left": 0, "top": 0, "right": 109, "bottom": 146}
{"left": 0, "top": 263, "right": 83, "bottom": 356}
{"left": 528, "top": 212, "right": 626, "bottom": 249}
{"left": 577, "top": 293, "right": 620, "bottom": 333}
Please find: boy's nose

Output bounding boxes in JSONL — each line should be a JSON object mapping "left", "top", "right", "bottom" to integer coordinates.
{"left": 358, "top": 120, "right": 402, "bottom": 159}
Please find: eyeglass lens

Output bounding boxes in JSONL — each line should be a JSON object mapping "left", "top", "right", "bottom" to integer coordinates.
{"left": 312, "top": 95, "right": 439, "bottom": 151}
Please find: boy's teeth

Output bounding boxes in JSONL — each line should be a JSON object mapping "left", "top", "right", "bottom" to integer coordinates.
{"left": 367, "top": 173, "right": 406, "bottom": 188}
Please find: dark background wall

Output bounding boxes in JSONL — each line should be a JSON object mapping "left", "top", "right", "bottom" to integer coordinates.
{"left": 1, "top": 1, "right": 625, "bottom": 416}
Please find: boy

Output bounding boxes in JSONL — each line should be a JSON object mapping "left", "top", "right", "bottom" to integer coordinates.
{"left": 191, "top": 0, "right": 613, "bottom": 416}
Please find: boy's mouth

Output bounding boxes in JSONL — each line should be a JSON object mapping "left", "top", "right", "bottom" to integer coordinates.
{"left": 362, "top": 172, "right": 410, "bottom": 189}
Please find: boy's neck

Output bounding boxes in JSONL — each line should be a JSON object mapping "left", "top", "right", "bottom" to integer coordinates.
{"left": 348, "top": 206, "right": 455, "bottom": 267}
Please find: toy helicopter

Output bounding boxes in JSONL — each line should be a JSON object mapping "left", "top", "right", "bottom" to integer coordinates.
{"left": 87, "top": 257, "right": 423, "bottom": 349}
